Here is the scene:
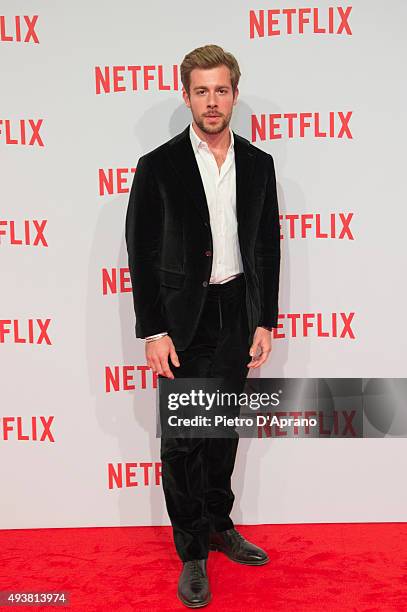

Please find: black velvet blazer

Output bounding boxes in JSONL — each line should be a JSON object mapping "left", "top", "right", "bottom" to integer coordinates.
{"left": 125, "top": 125, "right": 280, "bottom": 351}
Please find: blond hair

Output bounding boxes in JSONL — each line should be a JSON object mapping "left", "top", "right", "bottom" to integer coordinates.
{"left": 180, "top": 44, "right": 241, "bottom": 96}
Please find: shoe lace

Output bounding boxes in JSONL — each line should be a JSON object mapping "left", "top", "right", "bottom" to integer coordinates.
{"left": 190, "top": 560, "right": 204, "bottom": 582}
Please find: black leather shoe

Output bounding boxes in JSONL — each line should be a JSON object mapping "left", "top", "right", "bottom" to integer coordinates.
{"left": 177, "top": 558, "right": 211, "bottom": 608}
{"left": 209, "top": 528, "right": 269, "bottom": 565}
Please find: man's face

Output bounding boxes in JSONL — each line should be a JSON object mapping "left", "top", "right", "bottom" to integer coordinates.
{"left": 182, "top": 65, "right": 239, "bottom": 135}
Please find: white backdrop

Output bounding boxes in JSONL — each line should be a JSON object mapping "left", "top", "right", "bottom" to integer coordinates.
{"left": 1, "top": 0, "right": 407, "bottom": 529}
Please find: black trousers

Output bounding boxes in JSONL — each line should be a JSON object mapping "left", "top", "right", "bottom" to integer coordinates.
{"left": 159, "top": 273, "right": 251, "bottom": 561}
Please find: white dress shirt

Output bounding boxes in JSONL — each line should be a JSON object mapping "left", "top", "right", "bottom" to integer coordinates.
{"left": 146, "top": 122, "right": 243, "bottom": 341}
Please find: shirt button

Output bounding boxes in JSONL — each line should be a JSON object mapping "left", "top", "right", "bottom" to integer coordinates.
{"left": 202, "top": 281, "right": 208, "bottom": 287}
{"left": 205, "top": 250, "right": 212, "bottom": 257}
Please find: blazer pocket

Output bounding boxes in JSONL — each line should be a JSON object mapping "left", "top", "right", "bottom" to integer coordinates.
{"left": 158, "top": 268, "right": 186, "bottom": 289}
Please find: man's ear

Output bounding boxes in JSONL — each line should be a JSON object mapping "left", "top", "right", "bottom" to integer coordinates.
{"left": 182, "top": 87, "right": 191, "bottom": 108}
{"left": 233, "top": 86, "right": 239, "bottom": 105}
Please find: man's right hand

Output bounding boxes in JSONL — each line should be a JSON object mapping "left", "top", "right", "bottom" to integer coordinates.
{"left": 145, "top": 335, "right": 180, "bottom": 379}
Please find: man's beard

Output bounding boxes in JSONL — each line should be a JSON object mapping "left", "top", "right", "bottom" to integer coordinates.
{"left": 194, "top": 111, "right": 231, "bottom": 135}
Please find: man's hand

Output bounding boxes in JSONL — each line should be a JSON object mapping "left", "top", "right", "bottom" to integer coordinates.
{"left": 146, "top": 335, "right": 180, "bottom": 379}
{"left": 247, "top": 327, "right": 273, "bottom": 368}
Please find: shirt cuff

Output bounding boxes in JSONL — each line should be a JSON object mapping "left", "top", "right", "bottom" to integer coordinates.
{"left": 145, "top": 332, "right": 168, "bottom": 341}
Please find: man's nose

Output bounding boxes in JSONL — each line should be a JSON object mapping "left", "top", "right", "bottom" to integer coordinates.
{"left": 207, "top": 92, "right": 217, "bottom": 106}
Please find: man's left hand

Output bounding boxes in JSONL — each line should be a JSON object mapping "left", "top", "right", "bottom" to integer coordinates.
{"left": 247, "top": 326, "right": 273, "bottom": 368}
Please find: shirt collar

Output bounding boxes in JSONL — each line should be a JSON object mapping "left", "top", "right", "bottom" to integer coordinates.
{"left": 189, "top": 122, "right": 234, "bottom": 155}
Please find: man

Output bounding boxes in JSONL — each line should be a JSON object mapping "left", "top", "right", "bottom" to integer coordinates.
{"left": 125, "top": 44, "right": 280, "bottom": 608}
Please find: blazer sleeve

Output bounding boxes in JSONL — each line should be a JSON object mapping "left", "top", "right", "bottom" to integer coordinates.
{"left": 125, "top": 155, "right": 169, "bottom": 338}
{"left": 254, "top": 153, "right": 281, "bottom": 329}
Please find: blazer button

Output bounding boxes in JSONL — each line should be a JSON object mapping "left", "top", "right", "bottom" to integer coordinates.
{"left": 205, "top": 250, "right": 212, "bottom": 257}
{"left": 202, "top": 281, "right": 208, "bottom": 287}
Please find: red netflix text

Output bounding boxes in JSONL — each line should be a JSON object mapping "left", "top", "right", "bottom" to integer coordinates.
{"left": 0, "top": 220, "right": 48, "bottom": 246}
{"left": 280, "top": 213, "right": 354, "bottom": 240}
{"left": 1, "top": 416, "right": 54, "bottom": 442}
{"left": 0, "top": 319, "right": 52, "bottom": 344}
{"left": 99, "top": 167, "right": 136, "bottom": 196}
{"left": 95, "top": 65, "right": 179, "bottom": 94}
{"left": 105, "top": 365, "right": 158, "bottom": 393}
{"left": 273, "top": 312, "right": 356, "bottom": 339}
{"left": 0, "top": 119, "right": 44, "bottom": 146}
{"left": 252, "top": 112, "right": 353, "bottom": 141}
{"left": 249, "top": 6, "right": 352, "bottom": 38}
{"left": 0, "top": 15, "right": 39, "bottom": 43}
{"left": 102, "top": 268, "right": 132, "bottom": 295}
{"left": 108, "top": 462, "right": 162, "bottom": 489}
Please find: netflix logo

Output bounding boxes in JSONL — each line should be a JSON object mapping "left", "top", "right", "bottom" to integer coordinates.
{"left": 252, "top": 112, "right": 353, "bottom": 141}
{"left": 249, "top": 6, "right": 352, "bottom": 38}
{"left": 257, "top": 410, "right": 357, "bottom": 437}
{"left": 280, "top": 213, "right": 354, "bottom": 240}
{"left": 98, "top": 167, "right": 136, "bottom": 197}
{"left": 1, "top": 416, "right": 55, "bottom": 442}
{"left": 0, "top": 119, "right": 44, "bottom": 146}
{"left": 273, "top": 312, "right": 356, "bottom": 339}
{"left": 108, "top": 462, "right": 162, "bottom": 489}
{"left": 0, "top": 220, "right": 48, "bottom": 246}
{"left": 105, "top": 365, "right": 158, "bottom": 393}
{"left": 95, "top": 65, "right": 179, "bottom": 95}
{"left": 0, "top": 319, "right": 52, "bottom": 345}
{"left": 102, "top": 268, "right": 132, "bottom": 295}
{"left": 0, "top": 15, "right": 39, "bottom": 43}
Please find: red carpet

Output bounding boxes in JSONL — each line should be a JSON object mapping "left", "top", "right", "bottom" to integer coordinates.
{"left": 1, "top": 523, "right": 407, "bottom": 611}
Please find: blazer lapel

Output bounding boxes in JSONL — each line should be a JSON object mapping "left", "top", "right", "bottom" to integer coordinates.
{"left": 166, "top": 124, "right": 256, "bottom": 227}
{"left": 165, "top": 126, "right": 209, "bottom": 224}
